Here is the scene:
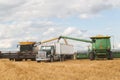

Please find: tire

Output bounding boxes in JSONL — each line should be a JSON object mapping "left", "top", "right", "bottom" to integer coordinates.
{"left": 25, "top": 59, "right": 27, "bottom": 61}
{"left": 59, "top": 55, "right": 65, "bottom": 61}
{"left": 50, "top": 56, "right": 54, "bottom": 62}
{"left": 9, "top": 58, "right": 14, "bottom": 61}
{"left": 15, "top": 58, "right": 22, "bottom": 61}
{"left": 37, "top": 61, "right": 41, "bottom": 63}
{"left": 89, "top": 52, "right": 95, "bottom": 60}
{"left": 9, "top": 58, "right": 12, "bottom": 61}
{"left": 107, "top": 51, "right": 113, "bottom": 60}
{"left": 61, "top": 55, "right": 65, "bottom": 61}
{"left": 31, "top": 58, "right": 35, "bottom": 61}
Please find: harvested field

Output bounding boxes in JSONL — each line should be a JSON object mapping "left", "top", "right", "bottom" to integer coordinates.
{"left": 0, "top": 59, "right": 120, "bottom": 80}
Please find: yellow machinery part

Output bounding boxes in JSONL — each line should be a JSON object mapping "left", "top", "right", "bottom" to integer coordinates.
{"left": 91, "top": 35, "right": 110, "bottom": 39}
{"left": 41, "top": 37, "right": 59, "bottom": 44}
{"left": 40, "top": 37, "right": 68, "bottom": 45}
{"left": 19, "top": 42, "right": 36, "bottom": 45}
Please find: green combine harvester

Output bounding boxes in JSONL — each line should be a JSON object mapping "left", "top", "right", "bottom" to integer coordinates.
{"left": 59, "top": 35, "right": 113, "bottom": 60}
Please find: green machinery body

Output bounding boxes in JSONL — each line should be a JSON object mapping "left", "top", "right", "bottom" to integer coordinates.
{"left": 59, "top": 35, "right": 113, "bottom": 60}
{"left": 91, "top": 36, "right": 111, "bottom": 52}
{"left": 90, "top": 36, "right": 111, "bottom": 56}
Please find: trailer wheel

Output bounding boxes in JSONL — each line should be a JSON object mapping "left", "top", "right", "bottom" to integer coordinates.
{"left": 25, "top": 59, "right": 27, "bottom": 61}
{"left": 15, "top": 58, "right": 22, "bottom": 61}
{"left": 9, "top": 58, "right": 14, "bottom": 61}
{"left": 31, "top": 58, "right": 35, "bottom": 61}
{"left": 63, "top": 56, "right": 65, "bottom": 61}
{"left": 62, "top": 55, "right": 65, "bottom": 61}
{"left": 59, "top": 55, "right": 65, "bottom": 61}
{"left": 107, "top": 51, "right": 113, "bottom": 60}
{"left": 37, "top": 61, "right": 41, "bottom": 63}
{"left": 89, "top": 52, "right": 95, "bottom": 60}
{"left": 9, "top": 58, "right": 11, "bottom": 61}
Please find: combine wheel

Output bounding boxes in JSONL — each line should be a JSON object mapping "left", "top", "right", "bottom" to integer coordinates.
{"left": 107, "top": 51, "right": 113, "bottom": 60}
{"left": 89, "top": 52, "right": 95, "bottom": 60}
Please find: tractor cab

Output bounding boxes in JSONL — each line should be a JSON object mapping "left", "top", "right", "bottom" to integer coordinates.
{"left": 90, "top": 35, "right": 112, "bottom": 60}
{"left": 90, "top": 35, "right": 111, "bottom": 52}
{"left": 19, "top": 42, "right": 36, "bottom": 52}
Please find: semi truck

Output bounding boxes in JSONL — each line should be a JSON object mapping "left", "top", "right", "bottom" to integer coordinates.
{"left": 36, "top": 43, "right": 74, "bottom": 62}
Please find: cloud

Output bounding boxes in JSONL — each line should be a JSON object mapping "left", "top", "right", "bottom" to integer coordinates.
{"left": 0, "top": 0, "right": 120, "bottom": 21}
{"left": 0, "top": 0, "right": 26, "bottom": 19}
{"left": 0, "top": 22, "right": 90, "bottom": 50}
{"left": 43, "top": 28, "right": 55, "bottom": 36}
{"left": 61, "top": 27, "right": 91, "bottom": 51}
{"left": 62, "top": 27, "right": 88, "bottom": 37}
{"left": 0, "top": 39, "right": 14, "bottom": 49}
{"left": 0, "top": 20, "right": 57, "bottom": 50}
{"left": 63, "top": 27, "right": 77, "bottom": 35}
{"left": 79, "top": 13, "right": 102, "bottom": 19}
{"left": 0, "top": 0, "right": 120, "bottom": 50}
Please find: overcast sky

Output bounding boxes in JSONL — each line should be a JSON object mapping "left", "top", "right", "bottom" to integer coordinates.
{"left": 0, "top": 0, "right": 120, "bottom": 51}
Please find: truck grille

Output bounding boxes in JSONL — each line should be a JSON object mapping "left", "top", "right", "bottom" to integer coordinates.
{"left": 38, "top": 51, "right": 46, "bottom": 59}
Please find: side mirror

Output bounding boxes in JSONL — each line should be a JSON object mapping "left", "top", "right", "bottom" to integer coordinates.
{"left": 17, "top": 45, "right": 20, "bottom": 48}
{"left": 34, "top": 45, "right": 37, "bottom": 47}
{"left": 17, "top": 45, "right": 19, "bottom": 48}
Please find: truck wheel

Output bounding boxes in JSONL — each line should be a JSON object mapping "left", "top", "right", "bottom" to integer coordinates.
{"left": 107, "top": 51, "right": 113, "bottom": 60}
{"left": 89, "top": 52, "right": 95, "bottom": 60}
{"left": 50, "top": 57, "right": 54, "bottom": 62}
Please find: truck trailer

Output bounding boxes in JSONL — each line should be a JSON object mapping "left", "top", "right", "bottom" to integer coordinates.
{"left": 36, "top": 43, "right": 74, "bottom": 62}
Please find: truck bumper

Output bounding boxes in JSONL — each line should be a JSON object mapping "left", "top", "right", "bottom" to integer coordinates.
{"left": 36, "top": 58, "right": 50, "bottom": 61}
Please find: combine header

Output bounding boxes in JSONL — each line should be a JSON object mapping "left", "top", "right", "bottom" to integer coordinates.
{"left": 9, "top": 41, "right": 38, "bottom": 61}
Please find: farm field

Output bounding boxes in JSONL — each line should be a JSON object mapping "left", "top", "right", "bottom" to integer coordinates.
{"left": 0, "top": 59, "right": 120, "bottom": 80}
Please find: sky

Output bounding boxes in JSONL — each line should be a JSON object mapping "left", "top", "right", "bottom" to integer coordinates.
{"left": 0, "top": 0, "right": 120, "bottom": 51}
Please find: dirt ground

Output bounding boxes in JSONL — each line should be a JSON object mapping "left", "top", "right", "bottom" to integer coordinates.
{"left": 0, "top": 59, "right": 120, "bottom": 80}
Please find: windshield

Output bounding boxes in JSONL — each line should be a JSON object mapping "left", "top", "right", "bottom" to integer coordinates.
{"left": 40, "top": 46, "right": 52, "bottom": 50}
{"left": 20, "top": 45, "right": 34, "bottom": 52}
